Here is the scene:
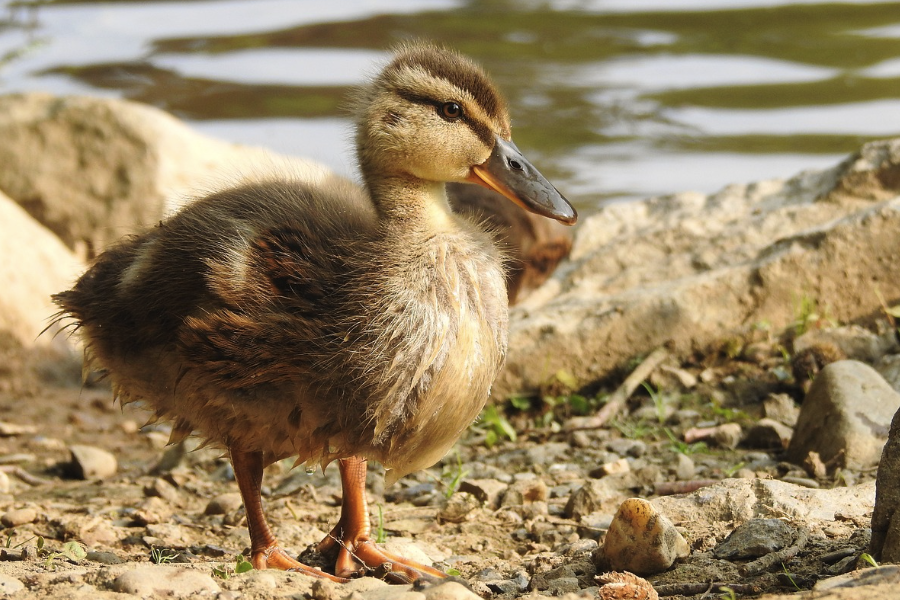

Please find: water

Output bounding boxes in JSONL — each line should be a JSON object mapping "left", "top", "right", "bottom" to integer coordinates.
{"left": 2, "top": 0, "right": 899, "bottom": 213}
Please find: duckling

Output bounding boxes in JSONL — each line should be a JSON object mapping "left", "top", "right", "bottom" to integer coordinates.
{"left": 53, "top": 43, "right": 576, "bottom": 582}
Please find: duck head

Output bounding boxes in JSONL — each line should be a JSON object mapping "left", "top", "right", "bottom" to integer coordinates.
{"left": 355, "top": 42, "right": 577, "bottom": 226}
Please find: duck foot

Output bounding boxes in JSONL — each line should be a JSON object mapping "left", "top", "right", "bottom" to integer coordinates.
{"left": 317, "top": 457, "right": 446, "bottom": 583}
{"left": 318, "top": 534, "right": 445, "bottom": 583}
{"left": 252, "top": 544, "right": 348, "bottom": 581}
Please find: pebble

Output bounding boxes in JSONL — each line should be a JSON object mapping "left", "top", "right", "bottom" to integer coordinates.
{"left": 0, "top": 470, "right": 11, "bottom": 494}
{"left": 675, "top": 453, "right": 695, "bottom": 480}
{"left": 714, "top": 518, "right": 795, "bottom": 559}
{"left": 607, "top": 439, "right": 646, "bottom": 457}
{"left": 145, "top": 477, "right": 181, "bottom": 504}
{"left": 1, "top": 506, "right": 37, "bottom": 527}
{"left": 565, "top": 479, "right": 618, "bottom": 520}
{"left": 438, "top": 491, "right": 480, "bottom": 522}
{"left": 112, "top": 565, "right": 220, "bottom": 596}
{"left": 596, "top": 497, "right": 689, "bottom": 575}
{"left": 501, "top": 477, "right": 547, "bottom": 506}
{"left": 787, "top": 360, "right": 900, "bottom": 469}
{"left": 421, "top": 580, "right": 483, "bottom": 600}
{"left": 763, "top": 393, "right": 800, "bottom": 427}
{"left": 458, "top": 478, "right": 507, "bottom": 509}
{"left": 744, "top": 418, "right": 793, "bottom": 449}
{"left": 591, "top": 458, "right": 630, "bottom": 478}
{"left": 0, "top": 574, "right": 24, "bottom": 595}
{"left": 85, "top": 550, "right": 124, "bottom": 564}
{"left": 68, "top": 444, "right": 117, "bottom": 479}
{"left": 205, "top": 492, "right": 244, "bottom": 515}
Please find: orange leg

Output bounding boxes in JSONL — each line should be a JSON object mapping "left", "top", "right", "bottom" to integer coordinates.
{"left": 316, "top": 456, "right": 447, "bottom": 583}
{"left": 230, "top": 448, "right": 346, "bottom": 581}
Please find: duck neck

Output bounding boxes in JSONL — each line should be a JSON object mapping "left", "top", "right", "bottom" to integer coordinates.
{"left": 364, "top": 172, "right": 456, "bottom": 235}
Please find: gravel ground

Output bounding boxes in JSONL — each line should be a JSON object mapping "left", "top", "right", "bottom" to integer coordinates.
{"left": 0, "top": 324, "right": 886, "bottom": 599}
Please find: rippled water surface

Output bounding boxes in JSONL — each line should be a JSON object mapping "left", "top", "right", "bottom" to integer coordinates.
{"left": 2, "top": 0, "right": 899, "bottom": 213}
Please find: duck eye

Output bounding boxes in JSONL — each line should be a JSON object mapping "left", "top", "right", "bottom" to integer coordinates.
{"left": 439, "top": 102, "right": 462, "bottom": 121}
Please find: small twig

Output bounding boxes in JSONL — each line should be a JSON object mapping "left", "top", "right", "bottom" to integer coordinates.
{"left": 566, "top": 347, "right": 669, "bottom": 431}
{"left": 0, "top": 466, "right": 51, "bottom": 486}
{"left": 741, "top": 525, "right": 810, "bottom": 576}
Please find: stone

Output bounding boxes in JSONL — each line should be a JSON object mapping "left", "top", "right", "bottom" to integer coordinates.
{"left": 0, "top": 190, "right": 85, "bottom": 350}
{"left": 713, "top": 518, "right": 795, "bottom": 559}
{"left": 144, "top": 477, "right": 181, "bottom": 504}
{"left": 500, "top": 478, "right": 548, "bottom": 507}
{"left": 744, "top": 418, "right": 793, "bottom": 450}
{"left": 794, "top": 324, "right": 897, "bottom": 364}
{"left": 565, "top": 479, "right": 619, "bottom": 521}
{"left": 204, "top": 492, "right": 243, "bottom": 515}
{"left": 0, "top": 93, "right": 329, "bottom": 257}
{"left": 438, "top": 492, "right": 480, "bottom": 523}
{"left": 787, "top": 361, "right": 900, "bottom": 469}
{"left": 85, "top": 551, "right": 124, "bottom": 565}
{"left": 872, "top": 405, "right": 900, "bottom": 561}
{"left": 763, "top": 393, "right": 800, "bottom": 427}
{"left": 0, "top": 506, "right": 36, "bottom": 527}
{"left": 112, "top": 565, "right": 220, "bottom": 596}
{"left": 592, "top": 458, "right": 631, "bottom": 477}
{"left": 596, "top": 497, "right": 689, "bottom": 575}
{"left": 0, "top": 574, "right": 24, "bottom": 595}
{"left": 457, "top": 478, "right": 507, "bottom": 509}
{"left": 495, "top": 139, "right": 900, "bottom": 397}
{"left": 67, "top": 444, "right": 118, "bottom": 479}
{"left": 420, "top": 580, "right": 483, "bottom": 600}
{"left": 0, "top": 470, "right": 9, "bottom": 494}
{"left": 675, "top": 453, "right": 695, "bottom": 480}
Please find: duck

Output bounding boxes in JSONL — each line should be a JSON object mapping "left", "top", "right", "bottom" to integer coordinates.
{"left": 53, "top": 42, "right": 576, "bottom": 583}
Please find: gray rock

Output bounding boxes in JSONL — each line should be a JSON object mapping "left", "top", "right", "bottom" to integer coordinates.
{"left": 68, "top": 444, "right": 118, "bottom": 480}
{"left": 112, "top": 565, "right": 220, "bottom": 597}
{"left": 144, "top": 477, "right": 181, "bottom": 504}
{"left": 871, "top": 405, "right": 900, "bottom": 562}
{"left": 713, "top": 518, "right": 795, "bottom": 559}
{"left": 787, "top": 361, "right": 900, "bottom": 469}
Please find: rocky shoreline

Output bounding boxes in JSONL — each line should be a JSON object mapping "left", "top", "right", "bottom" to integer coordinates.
{"left": 2, "top": 93, "right": 900, "bottom": 599}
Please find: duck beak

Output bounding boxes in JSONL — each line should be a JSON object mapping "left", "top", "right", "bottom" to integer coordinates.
{"left": 467, "top": 135, "right": 577, "bottom": 225}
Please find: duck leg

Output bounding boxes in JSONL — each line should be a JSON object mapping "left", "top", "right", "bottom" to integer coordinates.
{"left": 316, "top": 456, "right": 447, "bottom": 583}
{"left": 231, "top": 448, "right": 346, "bottom": 580}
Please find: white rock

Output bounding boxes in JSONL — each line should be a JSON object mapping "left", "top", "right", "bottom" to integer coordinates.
{"left": 0, "top": 190, "right": 84, "bottom": 349}
{"left": 497, "top": 139, "right": 900, "bottom": 395}
{"left": 0, "top": 574, "right": 24, "bottom": 594}
{"left": 69, "top": 444, "right": 118, "bottom": 479}
{"left": 112, "top": 565, "right": 220, "bottom": 597}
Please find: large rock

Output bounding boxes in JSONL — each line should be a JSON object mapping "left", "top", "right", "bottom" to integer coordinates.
{"left": 0, "top": 93, "right": 330, "bottom": 257}
{"left": 871, "top": 406, "right": 900, "bottom": 562}
{"left": 499, "top": 139, "right": 900, "bottom": 395}
{"left": 0, "top": 190, "right": 84, "bottom": 348}
{"left": 787, "top": 361, "right": 900, "bottom": 470}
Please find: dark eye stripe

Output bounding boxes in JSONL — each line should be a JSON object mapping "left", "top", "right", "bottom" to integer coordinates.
{"left": 394, "top": 90, "right": 494, "bottom": 147}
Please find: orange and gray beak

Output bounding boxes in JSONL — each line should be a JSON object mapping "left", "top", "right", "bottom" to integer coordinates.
{"left": 467, "top": 135, "right": 577, "bottom": 226}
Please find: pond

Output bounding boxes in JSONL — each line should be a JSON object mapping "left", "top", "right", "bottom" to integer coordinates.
{"left": 1, "top": 0, "right": 899, "bottom": 214}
